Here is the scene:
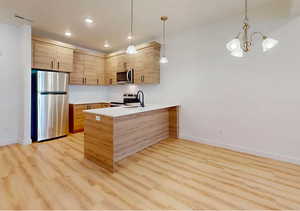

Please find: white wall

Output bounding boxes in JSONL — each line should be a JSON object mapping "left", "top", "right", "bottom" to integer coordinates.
{"left": 105, "top": 8, "right": 300, "bottom": 165}
{"left": 0, "top": 23, "right": 31, "bottom": 146}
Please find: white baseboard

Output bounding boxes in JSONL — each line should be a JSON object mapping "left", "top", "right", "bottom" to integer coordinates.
{"left": 180, "top": 134, "right": 300, "bottom": 166}
{"left": 0, "top": 139, "right": 18, "bottom": 147}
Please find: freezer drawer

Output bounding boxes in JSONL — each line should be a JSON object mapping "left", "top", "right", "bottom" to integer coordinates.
{"left": 37, "top": 71, "right": 68, "bottom": 93}
{"left": 37, "top": 93, "right": 69, "bottom": 141}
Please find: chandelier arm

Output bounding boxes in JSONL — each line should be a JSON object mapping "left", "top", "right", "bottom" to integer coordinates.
{"left": 250, "top": 32, "right": 266, "bottom": 42}
{"left": 235, "top": 31, "right": 242, "bottom": 39}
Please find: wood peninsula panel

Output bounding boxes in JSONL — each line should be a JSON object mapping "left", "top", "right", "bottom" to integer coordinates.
{"left": 114, "top": 109, "right": 170, "bottom": 161}
{"left": 84, "top": 113, "right": 114, "bottom": 172}
{"left": 169, "top": 106, "right": 179, "bottom": 138}
{"left": 84, "top": 106, "right": 180, "bottom": 172}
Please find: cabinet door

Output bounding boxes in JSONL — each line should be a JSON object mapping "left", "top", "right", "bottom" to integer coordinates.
{"left": 32, "top": 40, "right": 56, "bottom": 70}
{"left": 84, "top": 54, "right": 98, "bottom": 85}
{"left": 101, "top": 103, "right": 110, "bottom": 108}
{"left": 70, "top": 52, "right": 85, "bottom": 85}
{"left": 96, "top": 57, "right": 105, "bottom": 85}
{"left": 105, "top": 57, "right": 118, "bottom": 85}
{"left": 73, "top": 105, "right": 88, "bottom": 131}
{"left": 56, "top": 46, "right": 74, "bottom": 72}
{"left": 135, "top": 47, "right": 160, "bottom": 84}
{"left": 90, "top": 104, "right": 102, "bottom": 109}
{"left": 105, "top": 58, "right": 113, "bottom": 85}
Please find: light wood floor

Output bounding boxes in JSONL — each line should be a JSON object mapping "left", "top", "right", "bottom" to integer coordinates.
{"left": 1, "top": 133, "right": 300, "bottom": 210}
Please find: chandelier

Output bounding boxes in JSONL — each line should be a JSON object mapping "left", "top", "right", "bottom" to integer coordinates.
{"left": 226, "top": 0, "right": 278, "bottom": 57}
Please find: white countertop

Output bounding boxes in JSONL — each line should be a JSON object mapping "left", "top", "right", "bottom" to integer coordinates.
{"left": 84, "top": 104, "right": 179, "bottom": 117}
{"left": 69, "top": 100, "right": 109, "bottom": 105}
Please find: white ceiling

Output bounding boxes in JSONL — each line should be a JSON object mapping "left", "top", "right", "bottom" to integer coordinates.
{"left": 0, "top": 0, "right": 280, "bottom": 52}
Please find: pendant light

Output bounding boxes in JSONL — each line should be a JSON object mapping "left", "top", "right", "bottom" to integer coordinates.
{"left": 160, "top": 16, "right": 169, "bottom": 64}
{"left": 226, "top": 0, "right": 278, "bottom": 57}
{"left": 126, "top": 0, "right": 137, "bottom": 54}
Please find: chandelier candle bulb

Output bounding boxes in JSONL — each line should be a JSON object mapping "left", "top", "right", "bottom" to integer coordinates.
{"left": 226, "top": 38, "right": 241, "bottom": 52}
{"left": 262, "top": 37, "right": 279, "bottom": 52}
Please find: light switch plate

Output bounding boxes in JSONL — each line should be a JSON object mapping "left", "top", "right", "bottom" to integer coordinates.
{"left": 96, "top": 116, "right": 101, "bottom": 121}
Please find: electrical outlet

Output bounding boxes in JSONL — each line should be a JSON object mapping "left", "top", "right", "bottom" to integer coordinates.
{"left": 218, "top": 130, "right": 223, "bottom": 136}
{"left": 95, "top": 116, "right": 101, "bottom": 121}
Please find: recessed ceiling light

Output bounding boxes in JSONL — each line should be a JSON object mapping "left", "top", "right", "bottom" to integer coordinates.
{"left": 85, "top": 18, "right": 94, "bottom": 24}
{"left": 65, "top": 31, "right": 72, "bottom": 37}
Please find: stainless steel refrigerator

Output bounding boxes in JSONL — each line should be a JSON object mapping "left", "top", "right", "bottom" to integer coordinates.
{"left": 31, "top": 70, "right": 69, "bottom": 142}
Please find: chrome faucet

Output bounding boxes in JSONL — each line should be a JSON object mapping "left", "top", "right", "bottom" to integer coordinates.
{"left": 137, "top": 90, "right": 145, "bottom": 107}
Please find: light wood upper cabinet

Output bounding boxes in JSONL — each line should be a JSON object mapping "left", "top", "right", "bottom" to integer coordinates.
{"left": 56, "top": 46, "right": 74, "bottom": 72}
{"left": 105, "top": 56, "right": 118, "bottom": 85}
{"left": 70, "top": 50, "right": 105, "bottom": 86}
{"left": 135, "top": 45, "right": 161, "bottom": 84}
{"left": 32, "top": 37, "right": 160, "bottom": 86}
{"left": 32, "top": 37, "right": 75, "bottom": 72}
{"left": 105, "top": 41, "right": 161, "bottom": 85}
{"left": 32, "top": 40, "right": 57, "bottom": 70}
{"left": 70, "top": 52, "right": 85, "bottom": 85}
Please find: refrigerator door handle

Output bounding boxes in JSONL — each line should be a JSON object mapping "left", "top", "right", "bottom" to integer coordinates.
{"left": 40, "top": 91, "right": 68, "bottom": 95}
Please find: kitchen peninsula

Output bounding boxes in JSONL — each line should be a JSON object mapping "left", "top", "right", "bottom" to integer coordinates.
{"left": 83, "top": 105, "right": 179, "bottom": 172}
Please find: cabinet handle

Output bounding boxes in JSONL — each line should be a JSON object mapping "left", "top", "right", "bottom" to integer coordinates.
{"left": 57, "top": 61, "right": 60, "bottom": 70}
{"left": 82, "top": 78, "right": 84, "bottom": 85}
{"left": 85, "top": 78, "right": 87, "bottom": 85}
{"left": 97, "top": 79, "right": 99, "bottom": 85}
{"left": 51, "top": 61, "right": 54, "bottom": 69}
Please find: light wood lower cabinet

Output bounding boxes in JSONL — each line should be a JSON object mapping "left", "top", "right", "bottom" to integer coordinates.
{"left": 69, "top": 103, "right": 110, "bottom": 133}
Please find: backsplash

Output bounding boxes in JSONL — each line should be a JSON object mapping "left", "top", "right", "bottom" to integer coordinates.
{"left": 69, "top": 85, "right": 109, "bottom": 103}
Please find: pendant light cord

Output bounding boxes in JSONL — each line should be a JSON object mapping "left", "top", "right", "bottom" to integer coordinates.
{"left": 244, "top": 0, "right": 248, "bottom": 22}
{"left": 163, "top": 20, "right": 166, "bottom": 56}
{"left": 130, "top": 0, "right": 134, "bottom": 44}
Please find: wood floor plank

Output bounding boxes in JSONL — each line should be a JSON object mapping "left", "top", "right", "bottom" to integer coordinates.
{"left": 0, "top": 133, "right": 299, "bottom": 210}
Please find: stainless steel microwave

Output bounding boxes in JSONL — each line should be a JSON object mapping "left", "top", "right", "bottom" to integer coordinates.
{"left": 117, "top": 69, "right": 134, "bottom": 84}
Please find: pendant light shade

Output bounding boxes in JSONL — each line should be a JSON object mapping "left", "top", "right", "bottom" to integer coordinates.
{"left": 160, "top": 56, "right": 169, "bottom": 64}
{"left": 126, "top": 0, "right": 137, "bottom": 54}
{"left": 160, "top": 16, "right": 169, "bottom": 64}
{"left": 126, "top": 45, "right": 137, "bottom": 54}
